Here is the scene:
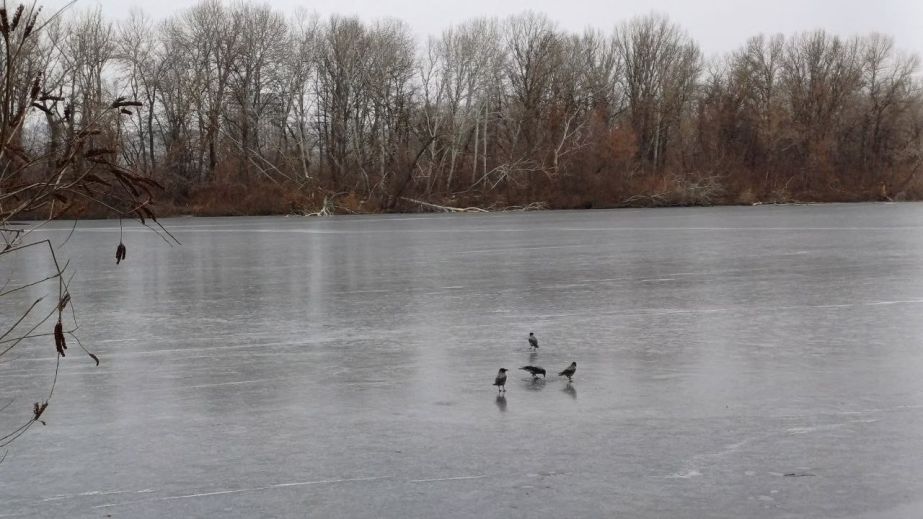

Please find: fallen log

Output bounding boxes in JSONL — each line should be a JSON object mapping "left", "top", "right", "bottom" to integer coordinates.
{"left": 400, "top": 197, "right": 489, "bottom": 213}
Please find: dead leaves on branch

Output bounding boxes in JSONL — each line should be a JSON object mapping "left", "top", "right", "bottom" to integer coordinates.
{"left": 1, "top": 10, "right": 160, "bottom": 227}
{"left": 32, "top": 401, "right": 47, "bottom": 426}
{"left": 115, "top": 242, "right": 126, "bottom": 265}
{"left": 109, "top": 97, "right": 143, "bottom": 109}
{"left": 1, "top": 84, "right": 163, "bottom": 226}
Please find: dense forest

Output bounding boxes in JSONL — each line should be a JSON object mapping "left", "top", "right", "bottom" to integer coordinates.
{"left": 5, "top": 1, "right": 923, "bottom": 216}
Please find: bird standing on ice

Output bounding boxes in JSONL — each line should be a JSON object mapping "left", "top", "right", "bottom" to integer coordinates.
{"left": 528, "top": 332, "right": 539, "bottom": 351}
{"left": 520, "top": 365, "right": 546, "bottom": 379}
{"left": 493, "top": 368, "right": 508, "bottom": 393}
{"left": 558, "top": 362, "right": 577, "bottom": 382}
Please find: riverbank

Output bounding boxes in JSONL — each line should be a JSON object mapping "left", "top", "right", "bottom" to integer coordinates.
{"left": 28, "top": 173, "right": 919, "bottom": 221}
{"left": 96, "top": 177, "right": 921, "bottom": 218}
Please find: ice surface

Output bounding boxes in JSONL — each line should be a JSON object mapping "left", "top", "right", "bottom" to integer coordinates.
{"left": 2, "top": 203, "right": 923, "bottom": 517}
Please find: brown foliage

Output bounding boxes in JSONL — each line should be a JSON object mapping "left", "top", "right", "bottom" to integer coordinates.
{"left": 181, "top": 182, "right": 315, "bottom": 216}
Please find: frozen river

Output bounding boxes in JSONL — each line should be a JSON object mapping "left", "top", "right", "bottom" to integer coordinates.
{"left": 3, "top": 203, "right": 923, "bottom": 517}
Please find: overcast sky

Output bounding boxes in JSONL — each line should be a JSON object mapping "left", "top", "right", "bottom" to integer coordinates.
{"left": 46, "top": 0, "right": 923, "bottom": 56}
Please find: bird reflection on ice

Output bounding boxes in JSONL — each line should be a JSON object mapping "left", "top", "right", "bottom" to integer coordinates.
{"left": 525, "top": 378, "right": 547, "bottom": 391}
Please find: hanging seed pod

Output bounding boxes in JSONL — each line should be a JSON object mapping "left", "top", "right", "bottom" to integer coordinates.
{"left": 30, "top": 75, "right": 40, "bottom": 100}
{"left": 54, "top": 321, "right": 66, "bottom": 356}
{"left": 58, "top": 292, "right": 71, "bottom": 312}
{"left": 116, "top": 242, "right": 126, "bottom": 264}
{"left": 11, "top": 5, "right": 23, "bottom": 32}
{"left": 23, "top": 9, "right": 40, "bottom": 38}
{"left": 110, "top": 99, "right": 143, "bottom": 108}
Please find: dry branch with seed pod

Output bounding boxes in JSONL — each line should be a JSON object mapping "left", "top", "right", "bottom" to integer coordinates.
{"left": 0, "top": 1, "right": 177, "bottom": 457}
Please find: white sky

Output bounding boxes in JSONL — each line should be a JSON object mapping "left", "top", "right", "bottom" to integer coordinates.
{"left": 45, "top": 0, "right": 923, "bottom": 56}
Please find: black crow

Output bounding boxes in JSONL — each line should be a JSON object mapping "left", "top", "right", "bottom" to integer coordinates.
{"left": 528, "top": 332, "right": 539, "bottom": 350}
{"left": 519, "top": 365, "right": 546, "bottom": 378}
{"left": 493, "top": 368, "right": 508, "bottom": 392}
{"left": 558, "top": 362, "right": 577, "bottom": 382}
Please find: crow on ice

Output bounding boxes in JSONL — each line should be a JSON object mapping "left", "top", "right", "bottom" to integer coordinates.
{"left": 493, "top": 368, "right": 508, "bottom": 393}
{"left": 558, "top": 362, "right": 577, "bottom": 382}
{"left": 519, "top": 365, "right": 546, "bottom": 378}
{"left": 528, "top": 332, "right": 539, "bottom": 350}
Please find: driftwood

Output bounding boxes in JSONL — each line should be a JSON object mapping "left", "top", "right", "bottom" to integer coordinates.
{"left": 400, "top": 197, "right": 489, "bottom": 213}
{"left": 493, "top": 201, "right": 548, "bottom": 211}
{"left": 401, "top": 197, "right": 549, "bottom": 213}
{"left": 304, "top": 195, "right": 335, "bottom": 216}
{"left": 620, "top": 193, "right": 668, "bottom": 207}
{"left": 296, "top": 196, "right": 548, "bottom": 215}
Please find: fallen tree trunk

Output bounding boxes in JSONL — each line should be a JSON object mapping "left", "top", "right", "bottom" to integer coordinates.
{"left": 400, "top": 197, "right": 489, "bottom": 213}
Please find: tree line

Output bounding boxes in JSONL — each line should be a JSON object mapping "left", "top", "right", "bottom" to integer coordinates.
{"left": 10, "top": 1, "right": 923, "bottom": 214}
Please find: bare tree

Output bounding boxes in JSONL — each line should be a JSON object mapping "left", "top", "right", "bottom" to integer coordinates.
{"left": 615, "top": 14, "right": 701, "bottom": 171}
{"left": 116, "top": 9, "right": 162, "bottom": 173}
{"left": 281, "top": 10, "right": 319, "bottom": 181}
